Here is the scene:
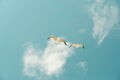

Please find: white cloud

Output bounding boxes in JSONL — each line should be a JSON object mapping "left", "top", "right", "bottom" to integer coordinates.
{"left": 90, "top": 0, "right": 119, "bottom": 45}
{"left": 23, "top": 40, "right": 73, "bottom": 79}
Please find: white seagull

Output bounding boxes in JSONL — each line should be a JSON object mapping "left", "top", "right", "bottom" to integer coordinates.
{"left": 69, "top": 43, "right": 85, "bottom": 49}
{"left": 48, "top": 35, "right": 67, "bottom": 45}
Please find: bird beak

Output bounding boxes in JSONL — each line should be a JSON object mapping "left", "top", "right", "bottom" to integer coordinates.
{"left": 47, "top": 37, "right": 50, "bottom": 40}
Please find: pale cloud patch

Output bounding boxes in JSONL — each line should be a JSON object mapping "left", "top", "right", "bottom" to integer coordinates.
{"left": 90, "top": 0, "right": 119, "bottom": 45}
{"left": 23, "top": 40, "right": 73, "bottom": 79}
{"left": 78, "top": 61, "right": 88, "bottom": 71}
{"left": 78, "top": 28, "right": 86, "bottom": 34}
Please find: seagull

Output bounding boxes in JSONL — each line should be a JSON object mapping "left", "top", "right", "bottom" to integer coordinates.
{"left": 48, "top": 35, "right": 67, "bottom": 45}
{"left": 69, "top": 43, "right": 85, "bottom": 49}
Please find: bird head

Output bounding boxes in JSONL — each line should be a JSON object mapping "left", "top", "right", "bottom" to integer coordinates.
{"left": 48, "top": 35, "right": 56, "bottom": 40}
{"left": 50, "top": 35, "right": 56, "bottom": 38}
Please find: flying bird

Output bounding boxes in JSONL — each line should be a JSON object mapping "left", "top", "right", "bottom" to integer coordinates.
{"left": 48, "top": 35, "right": 67, "bottom": 45}
{"left": 69, "top": 43, "right": 85, "bottom": 49}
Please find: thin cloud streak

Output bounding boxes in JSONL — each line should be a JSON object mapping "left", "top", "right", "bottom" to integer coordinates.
{"left": 90, "top": 0, "right": 119, "bottom": 45}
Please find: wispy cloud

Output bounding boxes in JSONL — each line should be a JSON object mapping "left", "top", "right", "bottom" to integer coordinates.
{"left": 90, "top": 0, "right": 119, "bottom": 45}
{"left": 23, "top": 40, "right": 73, "bottom": 79}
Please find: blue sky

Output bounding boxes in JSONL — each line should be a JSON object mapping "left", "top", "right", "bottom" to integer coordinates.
{"left": 0, "top": 0, "right": 120, "bottom": 80}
